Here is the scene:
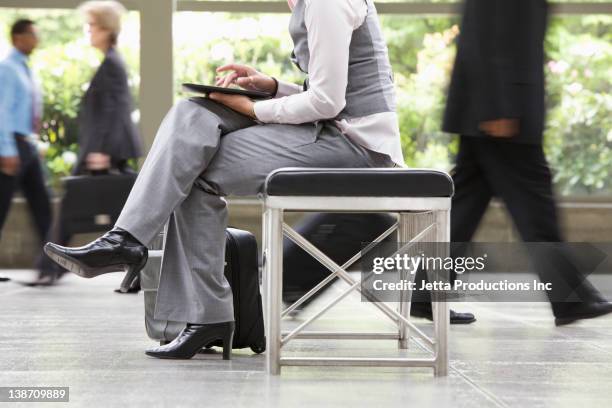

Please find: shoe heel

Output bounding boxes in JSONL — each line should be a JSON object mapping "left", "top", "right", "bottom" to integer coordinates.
{"left": 222, "top": 325, "right": 235, "bottom": 361}
{"left": 118, "top": 250, "right": 148, "bottom": 293}
{"left": 118, "top": 263, "right": 142, "bottom": 293}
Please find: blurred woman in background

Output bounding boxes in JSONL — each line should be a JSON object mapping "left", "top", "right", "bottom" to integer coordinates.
{"left": 74, "top": 0, "right": 142, "bottom": 174}
{"left": 31, "top": 0, "right": 142, "bottom": 286}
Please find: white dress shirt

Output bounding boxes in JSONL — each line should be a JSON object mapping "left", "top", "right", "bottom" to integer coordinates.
{"left": 254, "top": 0, "right": 405, "bottom": 167}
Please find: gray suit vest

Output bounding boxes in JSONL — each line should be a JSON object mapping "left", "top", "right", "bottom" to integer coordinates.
{"left": 288, "top": 0, "right": 397, "bottom": 120}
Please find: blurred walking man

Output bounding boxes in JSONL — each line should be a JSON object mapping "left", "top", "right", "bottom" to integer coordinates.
{"left": 434, "top": 0, "right": 612, "bottom": 325}
{"left": 0, "top": 20, "right": 51, "bottom": 280}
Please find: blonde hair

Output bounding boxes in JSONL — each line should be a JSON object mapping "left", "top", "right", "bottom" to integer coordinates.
{"left": 79, "top": 0, "right": 126, "bottom": 45}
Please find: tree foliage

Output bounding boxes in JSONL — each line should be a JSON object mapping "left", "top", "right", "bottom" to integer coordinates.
{"left": 1, "top": 10, "right": 610, "bottom": 195}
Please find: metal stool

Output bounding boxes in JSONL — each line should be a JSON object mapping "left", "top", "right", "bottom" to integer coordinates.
{"left": 261, "top": 167, "right": 454, "bottom": 376}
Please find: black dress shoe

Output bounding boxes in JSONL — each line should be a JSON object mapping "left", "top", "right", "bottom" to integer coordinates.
{"left": 44, "top": 228, "right": 148, "bottom": 284}
{"left": 411, "top": 304, "right": 476, "bottom": 325}
{"left": 23, "top": 265, "right": 66, "bottom": 287}
{"left": 555, "top": 301, "right": 612, "bottom": 326}
{"left": 145, "top": 322, "right": 235, "bottom": 360}
{"left": 23, "top": 273, "right": 59, "bottom": 287}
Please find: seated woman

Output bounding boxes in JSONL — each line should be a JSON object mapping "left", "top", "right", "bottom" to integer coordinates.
{"left": 45, "top": 0, "right": 404, "bottom": 359}
{"left": 33, "top": 0, "right": 142, "bottom": 286}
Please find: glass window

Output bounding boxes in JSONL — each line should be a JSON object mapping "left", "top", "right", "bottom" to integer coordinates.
{"left": 0, "top": 9, "right": 140, "bottom": 187}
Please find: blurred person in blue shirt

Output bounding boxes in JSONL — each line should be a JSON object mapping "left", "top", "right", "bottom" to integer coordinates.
{"left": 0, "top": 19, "right": 51, "bottom": 280}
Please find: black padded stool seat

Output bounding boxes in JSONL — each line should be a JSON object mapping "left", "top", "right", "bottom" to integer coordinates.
{"left": 264, "top": 168, "right": 454, "bottom": 198}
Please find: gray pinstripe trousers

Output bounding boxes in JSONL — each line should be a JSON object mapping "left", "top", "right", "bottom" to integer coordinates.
{"left": 116, "top": 98, "right": 392, "bottom": 324}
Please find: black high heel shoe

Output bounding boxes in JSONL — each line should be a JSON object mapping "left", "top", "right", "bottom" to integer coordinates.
{"left": 44, "top": 228, "right": 148, "bottom": 282}
{"left": 145, "top": 322, "right": 235, "bottom": 360}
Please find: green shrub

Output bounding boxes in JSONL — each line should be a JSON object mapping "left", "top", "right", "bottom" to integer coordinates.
{"left": 1, "top": 10, "right": 610, "bottom": 196}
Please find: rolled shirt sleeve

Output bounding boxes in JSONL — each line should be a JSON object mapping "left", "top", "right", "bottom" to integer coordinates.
{"left": 0, "top": 65, "right": 18, "bottom": 157}
{"left": 254, "top": 0, "right": 365, "bottom": 124}
{"left": 274, "top": 79, "right": 303, "bottom": 98}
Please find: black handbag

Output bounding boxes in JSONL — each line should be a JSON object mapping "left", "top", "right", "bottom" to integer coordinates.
{"left": 37, "top": 173, "right": 138, "bottom": 290}
{"left": 59, "top": 173, "right": 137, "bottom": 236}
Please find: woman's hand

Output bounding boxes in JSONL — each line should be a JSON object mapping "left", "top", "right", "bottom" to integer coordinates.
{"left": 209, "top": 93, "right": 256, "bottom": 119}
{"left": 0, "top": 156, "right": 20, "bottom": 176}
{"left": 86, "top": 152, "right": 111, "bottom": 170}
{"left": 215, "top": 64, "right": 276, "bottom": 94}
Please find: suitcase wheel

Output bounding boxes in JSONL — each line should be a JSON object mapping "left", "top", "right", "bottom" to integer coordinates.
{"left": 250, "top": 340, "right": 266, "bottom": 354}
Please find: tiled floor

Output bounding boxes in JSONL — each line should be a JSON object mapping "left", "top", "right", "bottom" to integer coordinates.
{"left": 1, "top": 270, "right": 611, "bottom": 408}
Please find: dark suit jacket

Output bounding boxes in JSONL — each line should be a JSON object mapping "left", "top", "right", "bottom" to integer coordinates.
{"left": 75, "top": 47, "right": 142, "bottom": 174}
{"left": 443, "top": 0, "right": 549, "bottom": 144}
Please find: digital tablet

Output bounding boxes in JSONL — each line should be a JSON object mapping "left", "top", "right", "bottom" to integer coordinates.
{"left": 182, "top": 83, "right": 273, "bottom": 100}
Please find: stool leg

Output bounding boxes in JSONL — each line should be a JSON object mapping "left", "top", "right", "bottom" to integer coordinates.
{"left": 433, "top": 209, "right": 450, "bottom": 377}
{"left": 261, "top": 209, "right": 269, "bottom": 339}
{"left": 397, "top": 213, "right": 412, "bottom": 350}
{"left": 264, "top": 207, "right": 283, "bottom": 375}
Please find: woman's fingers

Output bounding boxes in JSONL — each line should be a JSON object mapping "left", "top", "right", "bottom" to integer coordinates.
{"left": 216, "top": 75, "right": 231, "bottom": 85}
{"left": 216, "top": 70, "right": 248, "bottom": 88}
{"left": 215, "top": 64, "right": 265, "bottom": 90}
{"left": 215, "top": 74, "right": 257, "bottom": 91}
{"left": 221, "top": 72, "right": 239, "bottom": 88}
{"left": 236, "top": 76, "right": 254, "bottom": 89}
{"left": 217, "top": 63, "right": 252, "bottom": 75}
{"left": 216, "top": 64, "right": 238, "bottom": 73}
{"left": 215, "top": 73, "right": 254, "bottom": 89}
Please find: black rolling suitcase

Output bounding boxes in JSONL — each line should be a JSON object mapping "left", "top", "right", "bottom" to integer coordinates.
{"left": 142, "top": 228, "right": 266, "bottom": 354}
{"left": 283, "top": 213, "right": 397, "bottom": 303}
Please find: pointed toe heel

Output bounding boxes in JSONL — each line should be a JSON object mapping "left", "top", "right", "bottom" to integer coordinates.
{"left": 145, "top": 321, "right": 235, "bottom": 360}
{"left": 44, "top": 228, "right": 148, "bottom": 280}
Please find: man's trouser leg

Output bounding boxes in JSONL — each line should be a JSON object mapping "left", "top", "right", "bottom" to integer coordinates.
{"left": 0, "top": 135, "right": 51, "bottom": 245}
{"left": 412, "top": 136, "right": 492, "bottom": 304}
{"left": 0, "top": 172, "right": 16, "bottom": 237}
{"left": 15, "top": 137, "right": 52, "bottom": 246}
{"left": 473, "top": 139, "right": 605, "bottom": 314}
